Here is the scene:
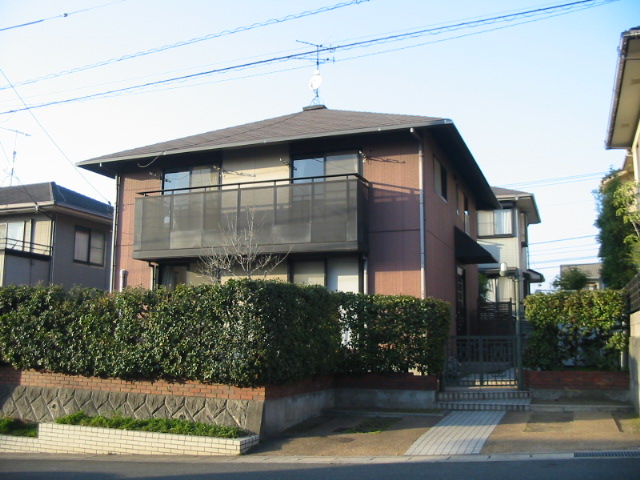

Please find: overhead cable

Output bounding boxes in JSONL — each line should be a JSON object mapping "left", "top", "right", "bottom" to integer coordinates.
{"left": 0, "top": 0, "right": 619, "bottom": 115}
{"left": 0, "top": 0, "right": 370, "bottom": 91}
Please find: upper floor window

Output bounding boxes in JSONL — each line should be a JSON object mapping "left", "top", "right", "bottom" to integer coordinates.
{"left": 74, "top": 227, "right": 105, "bottom": 266}
{"left": 292, "top": 151, "right": 359, "bottom": 182}
{"left": 478, "top": 209, "right": 514, "bottom": 237}
{"left": 163, "top": 165, "right": 219, "bottom": 193}
{"left": 0, "top": 221, "right": 25, "bottom": 250}
{"left": 434, "top": 157, "right": 447, "bottom": 201}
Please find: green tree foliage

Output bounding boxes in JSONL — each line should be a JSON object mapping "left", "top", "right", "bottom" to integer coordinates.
{"left": 595, "top": 172, "right": 638, "bottom": 288}
{"left": 524, "top": 290, "right": 627, "bottom": 371}
{"left": 551, "top": 267, "right": 589, "bottom": 291}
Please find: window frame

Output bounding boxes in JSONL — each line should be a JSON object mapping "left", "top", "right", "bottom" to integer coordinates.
{"left": 434, "top": 157, "right": 448, "bottom": 201}
{"left": 73, "top": 226, "right": 105, "bottom": 266}
{"left": 477, "top": 209, "right": 515, "bottom": 238}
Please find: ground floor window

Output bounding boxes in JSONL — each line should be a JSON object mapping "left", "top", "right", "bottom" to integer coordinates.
{"left": 291, "top": 255, "right": 361, "bottom": 293}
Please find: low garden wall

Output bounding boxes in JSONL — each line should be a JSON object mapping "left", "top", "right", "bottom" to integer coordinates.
{"left": 0, "top": 423, "right": 259, "bottom": 456}
{"left": 0, "top": 367, "right": 438, "bottom": 439}
{"left": 524, "top": 370, "right": 630, "bottom": 402}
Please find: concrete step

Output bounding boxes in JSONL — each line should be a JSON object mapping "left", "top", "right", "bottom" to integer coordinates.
{"left": 436, "top": 390, "right": 531, "bottom": 411}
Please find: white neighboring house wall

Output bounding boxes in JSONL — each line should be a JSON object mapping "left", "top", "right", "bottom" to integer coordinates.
{"left": 478, "top": 188, "right": 542, "bottom": 305}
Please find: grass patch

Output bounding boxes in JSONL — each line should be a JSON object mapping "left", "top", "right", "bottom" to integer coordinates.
{"left": 341, "top": 417, "right": 399, "bottom": 434}
{"left": 55, "top": 411, "right": 248, "bottom": 438}
{"left": 0, "top": 417, "right": 38, "bottom": 437}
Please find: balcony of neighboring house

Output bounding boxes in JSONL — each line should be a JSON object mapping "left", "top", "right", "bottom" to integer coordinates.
{"left": 0, "top": 237, "right": 52, "bottom": 258}
{"left": 133, "top": 173, "right": 369, "bottom": 261}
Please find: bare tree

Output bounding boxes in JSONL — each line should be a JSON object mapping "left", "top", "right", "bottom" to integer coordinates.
{"left": 198, "top": 207, "right": 288, "bottom": 282}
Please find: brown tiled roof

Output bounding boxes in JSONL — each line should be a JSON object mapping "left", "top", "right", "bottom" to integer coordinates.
{"left": 80, "top": 106, "right": 447, "bottom": 166}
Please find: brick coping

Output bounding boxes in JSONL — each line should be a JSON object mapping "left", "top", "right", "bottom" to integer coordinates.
{"left": 0, "top": 367, "right": 438, "bottom": 401}
{"left": 524, "top": 370, "right": 630, "bottom": 390}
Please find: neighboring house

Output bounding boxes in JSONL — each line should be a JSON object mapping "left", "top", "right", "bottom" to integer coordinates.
{"left": 0, "top": 182, "right": 113, "bottom": 289}
{"left": 477, "top": 187, "right": 543, "bottom": 334}
{"left": 606, "top": 26, "right": 640, "bottom": 180}
{"left": 559, "top": 263, "right": 604, "bottom": 290}
{"left": 78, "top": 105, "right": 498, "bottom": 334}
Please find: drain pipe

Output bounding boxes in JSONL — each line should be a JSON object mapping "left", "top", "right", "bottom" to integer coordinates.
{"left": 410, "top": 128, "right": 426, "bottom": 299}
{"left": 109, "top": 173, "right": 121, "bottom": 292}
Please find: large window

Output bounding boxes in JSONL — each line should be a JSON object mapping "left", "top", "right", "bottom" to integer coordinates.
{"left": 163, "top": 165, "right": 219, "bottom": 193}
{"left": 74, "top": 227, "right": 105, "bottom": 266}
{"left": 291, "top": 257, "right": 360, "bottom": 293}
{"left": 292, "top": 151, "right": 360, "bottom": 182}
{"left": 0, "top": 221, "right": 25, "bottom": 250}
{"left": 478, "top": 209, "right": 514, "bottom": 237}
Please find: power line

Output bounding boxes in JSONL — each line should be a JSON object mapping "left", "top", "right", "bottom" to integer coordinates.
{"left": 0, "top": 68, "right": 110, "bottom": 203}
{"left": 530, "top": 234, "right": 597, "bottom": 245}
{"left": 0, "top": 0, "right": 618, "bottom": 116}
{"left": 0, "top": 0, "right": 128, "bottom": 33}
{"left": 0, "top": 0, "right": 370, "bottom": 91}
{"left": 498, "top": 171, "right": 607, "bottom": 189}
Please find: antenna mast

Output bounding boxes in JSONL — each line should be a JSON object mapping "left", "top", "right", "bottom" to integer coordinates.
{"left": 0, "top": 126, "right": 30, "bottom": 186}
{"left": 297, "top": 40, "right": 332, "bottom": 105}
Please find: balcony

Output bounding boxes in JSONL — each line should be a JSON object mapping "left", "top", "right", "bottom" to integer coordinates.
{"left": 0, "top": 238, "right": 52, "bottom": 257}
{"left": 133, "top": 174, "right": 369, "bottom": 260}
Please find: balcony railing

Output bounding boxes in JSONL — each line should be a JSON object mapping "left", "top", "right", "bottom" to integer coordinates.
{"left": 133, "top": 174, "right": 369, "bottom": 260}
{"left": 0, "top": 238, "right": 52, "bottom": 256}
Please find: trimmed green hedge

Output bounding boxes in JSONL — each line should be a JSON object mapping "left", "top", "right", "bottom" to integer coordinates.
{"left": 524, "top": 290, "right": 627, "bottom": 371}
{"left": 337, "top": 292, "right": 450, "bottom": 375}
{"left": 0, "top": 281, "right": 450, "bottom": 386}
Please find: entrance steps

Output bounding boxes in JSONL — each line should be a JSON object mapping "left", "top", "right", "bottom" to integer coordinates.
{"left": 436, "top": 389, "right": 531, "bottom": 411}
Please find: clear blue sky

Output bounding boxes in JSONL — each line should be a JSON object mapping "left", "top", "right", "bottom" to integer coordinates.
{"left": 0, "top": 0, "right": 638, "bottom": 289}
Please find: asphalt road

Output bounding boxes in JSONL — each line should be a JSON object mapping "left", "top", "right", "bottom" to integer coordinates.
{"left": 0, "top": 456, "right": 639, "bottom": 480}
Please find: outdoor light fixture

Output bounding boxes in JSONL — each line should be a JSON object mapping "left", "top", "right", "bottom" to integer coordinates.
{"left": 499, "top": 262, "right": 523, "bottom": 390}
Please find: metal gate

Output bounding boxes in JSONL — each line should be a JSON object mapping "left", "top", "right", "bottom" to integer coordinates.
{"left": 443, "top": 336, "right": 518, "bottom": 388}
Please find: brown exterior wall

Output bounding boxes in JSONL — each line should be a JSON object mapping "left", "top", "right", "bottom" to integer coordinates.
{"left": 115, "top": 171, "right": 161, "bottom": 290}
{"left": 364, "top": 138, "right": 421, "bottom": 297}
{"left": 112, "top": 132, "right": 484, "bottom": 331}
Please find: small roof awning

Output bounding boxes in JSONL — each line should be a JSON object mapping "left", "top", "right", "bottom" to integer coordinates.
{"left": 454, "top": 227, "right": 497, "bottom": 264}
{"left": 524, "top": 269, "right": 545, "bottom": 283}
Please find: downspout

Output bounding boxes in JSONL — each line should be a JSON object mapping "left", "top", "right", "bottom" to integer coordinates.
{"left": 109, "top": 173, "right": 120, "bottom": 293}
{"left": 410, "top": 128, "right": 426, "bottom": 299}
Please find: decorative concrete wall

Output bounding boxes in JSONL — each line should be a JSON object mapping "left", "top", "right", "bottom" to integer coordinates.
{"left": 0, "top": 368, "right": 439, "bottom": 438}
{"left": 0, "top": 368, "right": 265, "bottom": 434}
{"left": 0, "top": 423, "right": 259, "bottom": 456}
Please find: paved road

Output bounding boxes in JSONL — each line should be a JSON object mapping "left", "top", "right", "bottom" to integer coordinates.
{"left": 1, "top": 455, "right": 639, "bottom": 480}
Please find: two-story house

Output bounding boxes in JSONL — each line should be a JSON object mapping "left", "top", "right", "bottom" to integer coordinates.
{"left": 477, "top": 187, "right": 543, "bottom": 335}
{"left": 78, "top": 106, "right": 498, "bottom": 334}
{"left": 0, "top": 182, "right": 113, "bottom": 289}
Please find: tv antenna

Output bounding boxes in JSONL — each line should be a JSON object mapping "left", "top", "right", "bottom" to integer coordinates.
{"left": 297, "top": 40, "right": 333, "bottom": 105}
{"left": 0, "top": 126, "right": 30, "bottom": 186}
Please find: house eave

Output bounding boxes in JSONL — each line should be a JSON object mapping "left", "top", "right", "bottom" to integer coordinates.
{"left": 78, "top": 119, "right": 452, "bottom": 177}
{"left": 606, "top": 27, "right": 640, "bottom": 149}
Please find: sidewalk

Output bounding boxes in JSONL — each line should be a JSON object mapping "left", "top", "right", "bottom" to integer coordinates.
{"left": 247, "top": 406, "right": 640, "bottom": 460}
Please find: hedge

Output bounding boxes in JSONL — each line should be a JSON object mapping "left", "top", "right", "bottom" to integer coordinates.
{"left": 523, "top": 289, "right": 627, "bottom": 371}
{"left": 336, "top": 292, "right": 450, "bottom": 375}
{"left": 0, "top": 281, "right": 450, "bottom": 386}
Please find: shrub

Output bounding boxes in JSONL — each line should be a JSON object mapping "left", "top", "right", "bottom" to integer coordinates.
{"left": 55, "top": 411, "right": 247, "bottom": 438}
{"left": 337, "top": 292, "right": 450, "bottom": 375}
{"left": 524, "top": 289, "right": 627, "bottom": 371}
{"left": 0, "top": 281, "right": 450, "bottom": 385}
